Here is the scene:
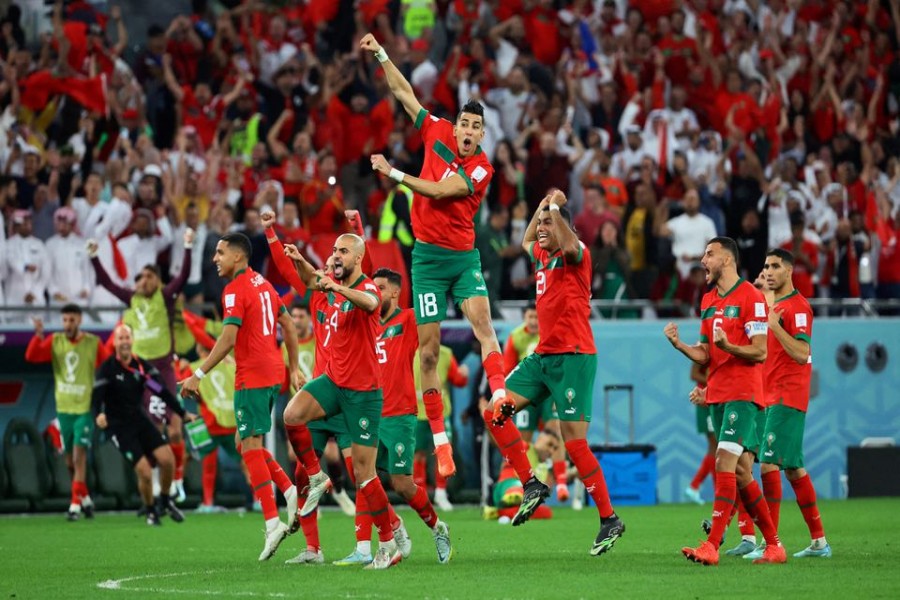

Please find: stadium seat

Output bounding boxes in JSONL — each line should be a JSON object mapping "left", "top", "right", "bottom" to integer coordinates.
{"left": 181, "top": 456, "right": 203, "bottom": 508}
{"left": 43, "top": 438, "right": 117, "bottom": 512}
{"left": 92, "top": 429, "right": 140, "bottom": 509}
{"left": 0, "top": 454, "right": 31, "bottom": 513}
{"left": 3, "top": 419, "right": 52, "bottom": 510}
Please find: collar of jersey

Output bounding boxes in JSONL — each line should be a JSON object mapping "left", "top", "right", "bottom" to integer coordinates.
{"left": 717, "top": 277, "right": 744, "bottom": 298}
{"left": 381, "top": 307, "right": 402, "bottom": 326}
{"left": 775, "top": 289, "right": 799, "bottom": 303}
{"left": 348, "top": 274, "right": 366, "bottom": 289}
{"left": 234, "top": 268, "right": 248, "bottom": 278}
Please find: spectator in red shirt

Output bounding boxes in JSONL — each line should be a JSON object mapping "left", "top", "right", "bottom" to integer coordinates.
{"left": 781, "top": 213, "right": 820, "bottom": 299}
{"left": 656, "top": 9, "right": 698, "bottom": 88}
{"left": 574, "top": 183, "right": 620, "bottom": 248}
{"left": 301, "top": 153, "right": 347, "bottom": 236}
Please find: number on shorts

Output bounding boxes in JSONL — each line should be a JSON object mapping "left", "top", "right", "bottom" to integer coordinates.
{"left": 148, "top": 395, "right": 167, "bottom": 418}
{"left": 536, "top": 271, "right": 547, "bottom": 296}
{"left": 418, "top": 292, "right": 438, "bottom": 318}
{"left": 515, "top": 410, "right": 529, "bottom": 429}
{"left": 376, "top": 340, "right": 387, "bottom": 364}
{"left": 323, "top": 311, "right": 339, "bottom": 347}
{"left": 259, "top": 291, "right": 275, "bottom": 336}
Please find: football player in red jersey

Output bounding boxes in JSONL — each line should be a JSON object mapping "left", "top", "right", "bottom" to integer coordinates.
{"left": 281, "top": 234, "right": 402, "bottom": 570}
{"left": 752, "top": 248, "right": 830, "bottom": 559}
{"left": 482, "top": 190, "right": 625, "bottom": 553}
{"left": 664, "top": 237, "right": 786, "bottom": 566}
{"left": 181, "top": 232, "right": 301, "bottom": 562}
{"left": 360, "top": 32, "right": 511, "bottom": 481}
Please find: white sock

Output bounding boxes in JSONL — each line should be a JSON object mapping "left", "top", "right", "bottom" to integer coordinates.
{"left": 265, "top": 517, "right": 282, "bottom": 532}
{"left": 81, "top": 495, "right": 93, "bottom": 507}
{"left": 812, "top": 537, "right": 827, "bottom": 548}
{"left": 68, "top": 503, "right": 81, "bottom": 513}
{"left": 151, "top": 468, "right": 161, "bottom": 497}
{"left": 285, "top": 486, "right": 297, "bottom": 501}
{"left": 357, "top": 541, "right": 371, "bottom": 555}
{"left": 433, "top": 432, "right": 449, "bottom": 446}
{"left": 742, "top": 535, "right": 756, "bottom": 543}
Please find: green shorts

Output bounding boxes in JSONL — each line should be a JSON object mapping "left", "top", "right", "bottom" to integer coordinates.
{"left": 695, "top": 405, "right": 713, "bottom": 435}
{"left": 709, "top": 401, "right": 762, "bottom": 455}
{"left": 415, "top": 418, "right": 452, "bottom": 453}
{"left": 309, "top": 414, "right": 353, "bottom": 452}
{"left": 234, "top": 384, "right": 280, "bottom": 440}
{"left": 759, "top": 404, "right": 807, "bottom": 469}
{"left": 411, "top": 241, "right": 487, "bottom": 324}
{"left": 376, "top": 415, "right": 416, "bottom": 475}
{"left": 515, "top": 399, "right": 559, "bottom": 433}
{"left": 506, "top": 353, "right": 597, "bottom": 422}
{"left": 58, "top": 412, "right": 93, "bottom": 450}
{"left": 303, "top": 374, "right": 383, "bottom": 447}
{"left": 211, "top": 433, "right": 242, "bottom": 461}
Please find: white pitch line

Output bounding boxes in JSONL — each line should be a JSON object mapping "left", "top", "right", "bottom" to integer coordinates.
{"left": 97, "top": 570, "right": 286, "bottom": 597}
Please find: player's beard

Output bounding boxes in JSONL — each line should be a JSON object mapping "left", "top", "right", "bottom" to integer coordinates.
{"left": 332, "top": 260, "right": 348, "bottom": 281}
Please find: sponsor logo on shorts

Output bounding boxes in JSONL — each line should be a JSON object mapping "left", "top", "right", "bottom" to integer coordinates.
{"left": 564, "top": 407, "right": 576, "bottom": 415}
{"left": 724, "top": 429, "right": 735, "bottom": 436}
{"left": 360, "top": 432, "right": 371, "bottom": 441}
{"left": 394, "top": 461, "right": 407, "bottom": 468}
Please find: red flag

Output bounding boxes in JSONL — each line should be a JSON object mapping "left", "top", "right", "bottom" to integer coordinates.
{"left": 182, "top": 310, "right": 218, "bottom": 351}
{"left": 108, "top": 233, "right": 128, "bottom": 280}
{"left": 657, "top": 118, "right": 668, "bottom": 188}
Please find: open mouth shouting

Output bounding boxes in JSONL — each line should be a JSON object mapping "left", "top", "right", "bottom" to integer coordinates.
{"left": 332, "top": 259, "right": 345, "bottom": 280}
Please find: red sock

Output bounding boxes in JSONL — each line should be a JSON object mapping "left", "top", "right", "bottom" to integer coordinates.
{"left": 360, "top": 478, "right": 393, "bottom": 543}
{"left": 435, "top": 469, "right": 447, "bottom": 491}
{"left": 70, "top": 482, "right": 81, "bottom": 506}
{"left": 295, "top": 460, "right": 310, "bottom": 492}
{"left": 737, "top": 495, "right": 756, "bottom": 537}
{"left": 482, "top": 408, "right": 533, "bottom": 483}
{"left": 708, "top": 471, "right": 737, "bottom": 549}
{"left": 355, "top": 491, "right": 372, "bottom": 543}
{"left": 482, "top": 351, "right": 506, "bottom": 396}
{"left": 344, "top": 455, "right": 356, "bottom": 486}
{"left": 761, "top": 470, "right": 783, "bottom": 532}
{"left": 790, "top": 474, "right": 825, "bottom": 539}
{"left": 553, "top": 460, "right": 567, "bottom": 486}
{"left": 739, "top": 480, "right": 781, "bottom": 547}
{"left": 565, "top": 439, "right": 613, "bottom": 518}
{"left": 409, "top": 484, "right": 439, "bottom": 528}
{"left": 690, "top": 453, "right": 715, "bottom": 490}
{"left": 499, "top": 504, "right": 552, "bottom": 520}
{"left": 414, "top": 457, "right": 427, "bottom": 488}
{"left": 387, "top": 502, "right": 401, "bottom": 530}
{"left": 284, "top": 424, "right": 321, "bottom": 475}
{"left": 74, "top": 481, "right": 89, "bottom": 502}
{"left": 244, "top": 448, "right": 278, "bottom": 520}
{"left": 264, "top": 450, "right": 293, "bottom": 493}
{"left": 171, "top": 441, "right": 185, "bottom": 480}
{"left": 422, "top": 389, "right": 447, "bottom": 437}
{"left": 202, "top": 451, "right": 218, "bottom": 505}
{"left": 300, "top": 487, "right": 320, "bottom": 551}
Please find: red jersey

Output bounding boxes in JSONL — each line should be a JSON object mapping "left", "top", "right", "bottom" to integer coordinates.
{"left": 181, "top": 85, "right": 225, "bottom": 148}
{"left": 530, "top": 242, "right": 596, "bottom": 355}
{"left": 698, "top": 279, "right": 767, "bottom": 405}
{"left": 377, "top": 308, "right": 419, "bottom": 417}
{"left": 309, "top": 291, "right": 332, "bottom": 378}
{"left": 412, "top": 109, "right": 494, "bottom": 251}
{"left": 222, "top": 268, "right": 287, "bottom": 390}
{"left": 317, "top": 274, "right": 382, "bottom": 391}
{"left": 765, "top": 290, "right": 813, "bottom": 412}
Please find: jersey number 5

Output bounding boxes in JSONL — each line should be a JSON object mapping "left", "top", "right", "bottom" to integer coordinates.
{"left": 259, "top": 292, "right": 276, "bottom": 336}
{"left": 376, "top": 340, "right": 387, "bottom": 364}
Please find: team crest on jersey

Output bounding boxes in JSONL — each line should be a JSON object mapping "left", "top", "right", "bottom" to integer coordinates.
{"left": 565, "top": 388, "right": 576, "bottom": 402}
{"left": 728, "top": 411, "right": 738, "bottom": 424}
{"left": 767, "top": 432, "right": 776, "bottom": 447}
{"left": 359, "top": 418, "right": 369, "bottom": 431}
{"left": 724, "top": 306, "right": 740, "bottom": 318}
{"left": 395, "top": 443, "right": 405, "bottom": 457}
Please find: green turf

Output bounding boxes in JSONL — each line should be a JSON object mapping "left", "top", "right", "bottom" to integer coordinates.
{"left": 2, "top": 499, "right": 899, "bottom": 599}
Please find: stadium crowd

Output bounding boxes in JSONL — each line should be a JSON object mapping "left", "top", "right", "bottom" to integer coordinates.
{"left": 1, "top": 0, "right": 899, "bottom": 319}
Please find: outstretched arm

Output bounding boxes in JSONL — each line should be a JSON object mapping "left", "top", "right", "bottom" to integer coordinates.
{"left": 360, "top": 33, "right": 423, "bottom": 122}
{"left": 86, "top": 240, "right": 135, "bottom": 305}
{"left": 370, "top": 154, "right": 470, "bottom": 200}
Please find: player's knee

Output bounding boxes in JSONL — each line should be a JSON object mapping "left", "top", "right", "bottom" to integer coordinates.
{"left": 420, "top": 347, "right": 439, "bottom": 372}
{"left": 283, "top": 403, "right": 306, "bottom": 426}
{"left": 391, "top": 475, "right": 415, "bottom": 498}
{"left": 785, "top": 467, "right": 805, "bottom": 481}
{"left": 135, "top": 461, "right": 152, "bottom": 481}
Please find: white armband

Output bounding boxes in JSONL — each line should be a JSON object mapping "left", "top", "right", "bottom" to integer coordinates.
{"left": 549, "top": 204, "right": 561, "bottom": 212}
{"left": 374, "top": 48, "right": 389, "bottom": 63}
{"left": 194, "top": 367, "right": 206, "bottom": 380}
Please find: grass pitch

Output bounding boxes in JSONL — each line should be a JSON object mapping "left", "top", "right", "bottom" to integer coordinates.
{"left": 2, "top": 499, "right": 899, "bottom": 599}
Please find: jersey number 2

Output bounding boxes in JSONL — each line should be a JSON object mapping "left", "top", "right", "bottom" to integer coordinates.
{"left": 536, "top": 271, "right": 547, "bottom": 296}
{"left": 259, "top": 292, "right": 275, "bottom": 336}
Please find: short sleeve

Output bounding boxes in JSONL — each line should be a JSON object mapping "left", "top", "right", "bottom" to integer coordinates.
{"left": 222, "top": 284, "right": 244, "bottom": 327}
{"left": 743, "top": 292, "right": 768, "bottom": 338}
{"left": 699, "top": 312, "right": 710, "bottom": 344}
{"left": 783, "top": 302, "right": 812, "bottom": 344}
{"left": 361, "top": 280, "right": 381, "bottom": 302}
{"left": 459, "top": 156, "right": 493, "bottom": 195}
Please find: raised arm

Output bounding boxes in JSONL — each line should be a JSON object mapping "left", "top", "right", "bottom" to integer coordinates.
{"left": 24, "top": 319, "right": 53, "bottom": 363}
{"left": 546, "top": 190, "right": 582, "bottom": 263}
{"left": 261, "top": 211, "right": 311, "bottom": 293}
{"left": 663, "top": 322, "right": 710, "bottom": 365}
{"left": 163, "top": 228, "right": 194, "bottom": 298}
{"left": 523, "top": 194, "right": 551, "bottom": 251}
{"left": 86, "top": 240, "right": 135, "bottom": 304}
{"left": 359, "top": 33, "right": 423, "bottom": 122}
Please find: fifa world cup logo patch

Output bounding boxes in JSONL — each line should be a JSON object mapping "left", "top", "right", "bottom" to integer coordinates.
{"left": 64, "top": 351, "right": 80, "bottom": 383}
